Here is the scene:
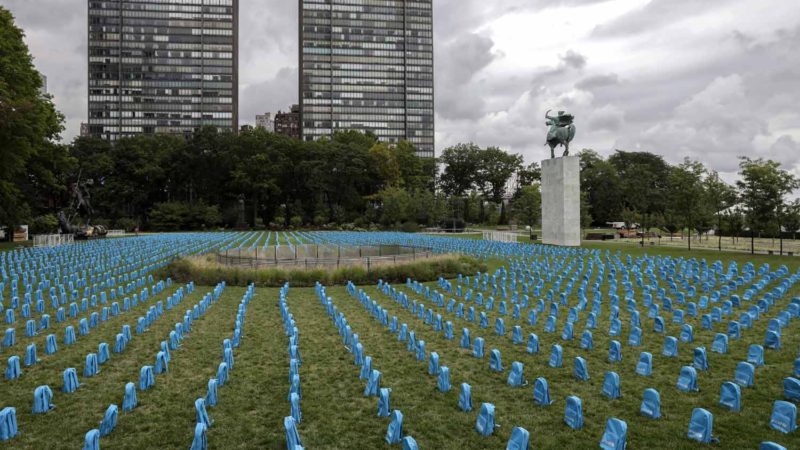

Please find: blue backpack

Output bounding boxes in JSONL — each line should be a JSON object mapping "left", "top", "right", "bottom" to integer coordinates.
{"left": 636, "top": 352, "right": 653, "bottom": 377}
{"left": 784, "top": 377, "right": 800, "bottom": 401}
{"left": 574, "top": 357, "right": 589, "bottom": 381}
{"left": 600, "top": 418, "right": 627, "bottom": 450}
{"left": 508, "top": 361, "right": 526, "bottom": 387}
{"left": 640, "top": 388, "right": 661, "bottom": 419}
{"left": 533, "top": 377, "right": 553, "bottom": 406}
{"left": 506, "top": 426, "right": 530, "bottom": 450}
{"left": 770, "top": 400, "right": 797, "bottom": 434}
{"left": 385, "top": 410, "right": 404, "bottom": 444}
{"left": 719, "top": 381, "right": 741, "bottom": 412}
{"left": 580, "top": 330, "right": 593, "bottom": 350}
{"left": 527, "top": 333, "right": 539, "bottom": 354}
{"left": 693, "top": 347, "right": 709, "bottom": 371}
{"left": 602, "top": 371, "right": 621, "bottom": 399}
{"left": 549, "top": 344, "right": 563, "bottom": 368}
{"left": 747, "top": 344, "right": 765, "bottom": 367}
{"left": 677, "top": 366, "right": 699, "bottom": 392}
{"left": 475, "top": 403, "right": 496, "bottom": 436}
{"left": 438, "top": 366, "right": 451, "bottom": 393}
{"left": 711, "top": 333, "right": 728, "bottom": 354}
{"left": 608, "top": 340, "right": 622, "bottom": 363}
{"left": 564, "top": 396, "right": 584, "bottom": 430}
{"left": 735, "top": 362, "right": 755, "bottom": 388}
{"left": 459, "top": 383, "right": 473, "bottom": 412}
{"left": 687, "top": 408, "right": 717, "bottom": 443}
{"left": 663, "top": 336, "right": 678, "bottom": 357}
{"left": 490, "top": 349, "right": 503, "bottom": 372}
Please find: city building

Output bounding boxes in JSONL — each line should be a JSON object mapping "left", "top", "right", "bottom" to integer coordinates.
{"left": 275, "top": 104, "right": 301, "bottom": 139}
{"left": 298, "top": 0, "right": 434, "bottom": 157}
{"left": 80, "top": 122, "right": 91, "bottom": 137}
{"left": 88, "top": 0, "right": 239, "bottom": 140}
{"left": 255, "top": 112, "right": 275, "bottom": 132}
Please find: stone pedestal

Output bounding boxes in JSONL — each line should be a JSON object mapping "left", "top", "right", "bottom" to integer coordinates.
{"left": 541, "top": 156, "right": 581, "bottom": 247}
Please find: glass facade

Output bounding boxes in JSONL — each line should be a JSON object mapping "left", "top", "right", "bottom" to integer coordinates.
{"left": 299, "top": 0, "right": 434, "bottom": 157}
{"left": 88, "top": 0, "right": 238, "bottom": 140}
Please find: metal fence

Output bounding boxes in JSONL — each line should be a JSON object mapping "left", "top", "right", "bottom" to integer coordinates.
{"left": 216, "top": 244, "right": 434, "bottom": 270}
{"left": 33, "top": 234, "right": 75, "bottom": 248}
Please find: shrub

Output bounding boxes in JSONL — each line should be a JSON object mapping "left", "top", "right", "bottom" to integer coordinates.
{"left": 29, "top": 214, "right": 59, "bottom": 235}
{"left": 160, "top": 254, "right": 486, "bottom": 288}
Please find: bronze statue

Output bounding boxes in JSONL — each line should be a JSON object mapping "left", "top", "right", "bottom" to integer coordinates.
{"left": 545, "top": 110, "right": 576, "bottom": 158}
{"left": 58, "top": 176, "right": 107, "bottom": 239}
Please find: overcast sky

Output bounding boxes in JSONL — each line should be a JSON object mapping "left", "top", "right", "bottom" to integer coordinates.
{"left": 5, "top": 0, "right": 800, "bottom": 181}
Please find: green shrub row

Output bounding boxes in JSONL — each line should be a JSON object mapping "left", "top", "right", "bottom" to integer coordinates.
{"left": 160, "top": 255, "right": 487, "bottom": 287}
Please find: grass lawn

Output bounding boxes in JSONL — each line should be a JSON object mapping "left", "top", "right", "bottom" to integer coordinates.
{"left": 2, "top": 234, "right": 800, "bottom": 449}
{"left": 0, "top": 241, "right": 31, "bottom": 251}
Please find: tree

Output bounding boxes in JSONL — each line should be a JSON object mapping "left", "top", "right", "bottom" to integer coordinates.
{"left": 368, "top": 142, "right": 401, "bottom": 188}
{"left": 580, "top": 191, "right": 593, "bottom": 232}
{"left": 409, "top": 189, "right": 446, "bottom": 227}
{"left": 578, "top": 149, "right": 622, "bottom": 225}
{"left": 723, "top": 206, "right": 746, "bottom": 245}
{"left": 439, "top": 143, "right": 480, "bottom": 196}
{"left": 0, "top": 7, "right": 64, "bottom": 229}
{"left": 377, "top": 187, "right": 411, "bottom": 226}
{"left": 704, "top": 170, "right": 737, "bottom": 250}
{"left": 781, "top": 199, "right": 800, "bottom": 241}
{"left": 609, "top": 150, "right": 670, "bottom": 244}
{"left": 515, "top": 162, "right": 541, "bottom": 194}
{"left": 666, "top": 159, "right": 707, "bottom": 250}
{"left": 511, "top": 184, "right": 541, "bottom": 228}
{"left": 474, "top": 146, "right": 523, "bottom": 204}
{"left": 737, "top": 157, "right": 799, "bottom": 254}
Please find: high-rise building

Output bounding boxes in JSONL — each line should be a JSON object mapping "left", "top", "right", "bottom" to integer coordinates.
{"left": 255, "top": 113, "right": 275, "bottom": 132}
{"left": 275, "top": 105, "right": 301, "bottom": 140}
{"left": 299, "top": 0, "right": 434, "bottom": 157}
{"left": 88, "top": 0, "right": 239, "bottom": 141}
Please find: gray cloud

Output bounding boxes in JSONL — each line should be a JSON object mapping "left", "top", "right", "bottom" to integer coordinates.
{"left": 240, "top": 67, "right": 298, "bottom": 126}
{"left": 559, "top": 50, "right": 587, "bottom": 70}
{"left": 576, "top": 73, "right": 619, "bottom": 90}
{"left": 435, "top": 33, "right": 498, "bottom": 120}
{"left": 4, "top": 0, "right": 799, "bottom": 185}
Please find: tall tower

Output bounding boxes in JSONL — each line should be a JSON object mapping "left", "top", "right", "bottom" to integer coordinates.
{"left": 299, "top": 0, "right": 434, "bottom": 157}
{"left": 88, "top": 0, "right": 239, "bottom": 140}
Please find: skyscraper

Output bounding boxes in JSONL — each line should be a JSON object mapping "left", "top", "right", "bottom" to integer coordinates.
{"left": 299, "top": 0, "right": 434, "bottom": 157}
{"left": 88, "top": 0, "right": 238, "bottom": 140}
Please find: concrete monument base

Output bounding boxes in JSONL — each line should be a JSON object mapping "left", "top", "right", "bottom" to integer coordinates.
{"left": 541, "top": 156, "right": 581, "bottom": 247}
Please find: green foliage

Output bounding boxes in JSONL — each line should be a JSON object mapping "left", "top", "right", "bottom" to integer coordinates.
{"left": 511, "top": 184, "right": 541, "bottom": 227}
{"left": 377, "top": 186, "right": 411, "bottom": 226}
{"left": 666, "top": 158, "right": 707, "bottom": 239}
{"left": 578, "top": 149, "right": 622, "bottom": 225}
{"left": 516, "top": 162, "right": 541, "bottom": 187}
{"left": 115, "top": 217, "right": 139, "bottom": 232}
{"left": 474, "top": 146, "right": 523, "bottom": 203}
{"left": 580, "top": 190, "right": 593, "bottom": 229}
{"left": 737, "top": 157, "right": 799, "bottom": 235}
{"left": 609, "top": 150, "right": 670, "bottom": 233}
{"left": 29, "top": 214, "right": 58, "bottom": 235}
{"left": 162, "top": 255, "right": 487, "bottom": 287}
{"left": 148, "top": 202, "right": 222, "bottom": 231}
{"left": 0, "top": 7, "right": 65, "bottom": 227}
{"left": 439, "top": 143, "right": 481, "bottom": 196}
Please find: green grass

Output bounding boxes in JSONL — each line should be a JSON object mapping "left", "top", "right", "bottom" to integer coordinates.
{"left": 3, "top": 237, "right": 800, "bottom": 449}
{"left": 0, "top": 241, "right": 31, "bottom": 251}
